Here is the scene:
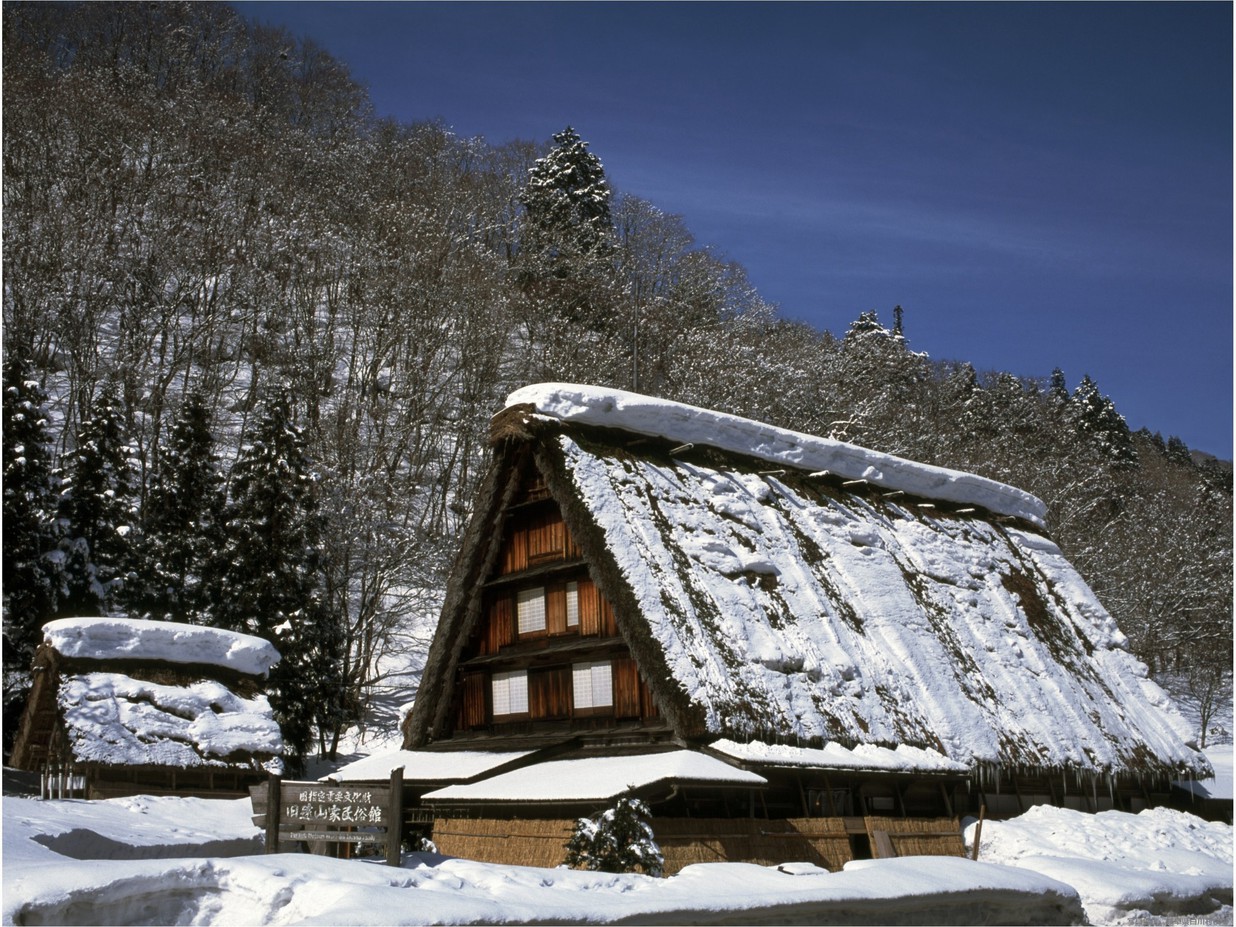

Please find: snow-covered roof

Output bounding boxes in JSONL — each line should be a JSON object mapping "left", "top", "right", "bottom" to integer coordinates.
{"left": 58, "top": 672, "right": 282, "bottom": 769}
{"left": 560, "top": 432, "right": 1200, "bottom": 775}
{"left": 409, "top": 385, "right": 1207, "bottom": 781}
{"left": 325, "top": 749, "right": 535, "bottom": 784}
{"left": 43, "top": 617, "right": 279, "bottom": 678}
{"left": 506, "top": 383, "right": 1048, "bottom": 527}
{"left": 711, "top": 739, "right": 970, "bottom": 775}
{"left": 422, "top": 751, "right": 766, "bottom": 804}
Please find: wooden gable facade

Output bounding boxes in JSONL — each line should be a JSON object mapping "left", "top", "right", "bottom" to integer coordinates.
{"left": 449, "top": 464, "right": 661, "bottom": 738}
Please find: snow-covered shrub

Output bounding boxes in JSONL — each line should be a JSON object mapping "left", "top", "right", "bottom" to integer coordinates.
{"left": 564, "top": 796, "right": 664, "bottom": 877}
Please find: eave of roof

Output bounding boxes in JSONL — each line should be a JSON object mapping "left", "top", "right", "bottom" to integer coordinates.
{"left": 709, "top": 739, "right": 971, "bottom": 776}
{"left": 324, "top": 749, "right": 537, "bottom": 785}
{"left": 421, "top": 750, "right": 766, "bottom": 804}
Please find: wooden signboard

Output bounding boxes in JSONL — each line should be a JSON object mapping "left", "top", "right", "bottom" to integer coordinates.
{"left": 257, "top": 767, "right": 404, "bottom": 866}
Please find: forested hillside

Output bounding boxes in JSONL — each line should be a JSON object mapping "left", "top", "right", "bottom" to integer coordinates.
{"left": 4, "top": 2, "right": 1230, "bottom": 769}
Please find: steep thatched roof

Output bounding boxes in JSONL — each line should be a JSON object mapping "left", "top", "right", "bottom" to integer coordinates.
{"left": 10, "top": 618, "right": 283, "bottom": 774}
{"left": 407, "top": 385, "right": 1207, "bottom": 782}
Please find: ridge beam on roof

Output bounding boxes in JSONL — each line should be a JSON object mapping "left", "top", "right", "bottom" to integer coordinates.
{"left": 505, "top": 384, "right": 1048, "bottom": 528}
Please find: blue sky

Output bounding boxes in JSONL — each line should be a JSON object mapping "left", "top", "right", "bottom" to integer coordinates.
{"left": 237, "top": 2, "right": 1232, "bottom": 456}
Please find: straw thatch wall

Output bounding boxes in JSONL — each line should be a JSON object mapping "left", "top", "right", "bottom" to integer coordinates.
{"left": 864, "top": 815, "right": 965, "bottom": 859}
{"left": 653, "top": 817, "right": 854, "bottom": 873}
{"left": 432, "top": 817, "right": 577, "bottom": 870}
{"left": 430, "top": 815, "right": 962, "bottom": 875}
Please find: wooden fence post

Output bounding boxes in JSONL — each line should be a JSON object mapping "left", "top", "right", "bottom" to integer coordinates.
{"left": 970, "top": 804, "right": 985, "bottom": 861}
{"left": 387, "top": 766, "right": 404, "bottom": 867}
{"left": 266, "top": 772, "right": 282, "bottom": 855}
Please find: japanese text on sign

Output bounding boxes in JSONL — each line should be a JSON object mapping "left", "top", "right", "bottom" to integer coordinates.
{"left": 281, "top": 787, "right": 388, "bottom": 825}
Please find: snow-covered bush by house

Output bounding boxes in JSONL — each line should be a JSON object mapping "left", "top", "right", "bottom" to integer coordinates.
{"left": 564, "top": 796, "right": 664, "bottom": 877}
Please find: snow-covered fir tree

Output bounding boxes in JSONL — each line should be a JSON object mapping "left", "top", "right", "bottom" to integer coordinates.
{"left": 1165, "top": 435, "right": 1193, "bottom": 467}
{"left": 520, "top": 125, "right": 614, "bottom": 270}
{"left": 1070, "top": 374, "right": 1138, "bottom": 468}
{"left": 135, "top": 392, "right": 225, "bottom": 623}
{"left": 564, "top": 797, "right": 664, "bottom": 877}
{"left": 517, "top": 126, "right": 617, "bottom": 335}
{"left": 1047, "top": 367, "right": 1071, "bottom": 406}
{"left": 842, "top": 309, "right": 906, "bottom": 348}
{"left": 2, "top": 353, "right": 60, "bottom": 749}
{"left": 55, "top": 378, "right": 140, "bottom": 617}
{"left": 206, "top": 390, "right": 343, "bottom": 768}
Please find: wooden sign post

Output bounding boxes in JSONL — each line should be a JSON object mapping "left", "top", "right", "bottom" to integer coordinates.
{"left": 259, "top": 767, "right": 404, "bottom": 866}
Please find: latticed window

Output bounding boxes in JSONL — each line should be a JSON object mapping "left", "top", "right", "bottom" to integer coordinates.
{"left": 516, "top": 586, "right": 546, "bottom": 634}
{"left": 565, "top": 581, "right": 579, "bottom": 629}
{"left": 492, "top": 669, "right": 529, "bottom": 716}
{"left": 572, "top": 660, "right": 613, "bottom": 710}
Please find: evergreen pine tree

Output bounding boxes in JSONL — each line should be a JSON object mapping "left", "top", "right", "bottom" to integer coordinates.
{"left": 55, "top": 378, "right": 140, "bottom": 616}
{"left": 518, "top": 126, "right": 616, "bottom": 330}
{"left": 206, "top": 390, "right": 343, "bottom": 768}
{"left": 1165, "top": 435, "right": 1193, "bottom": 466}
{"left": 1047, "top": 367, "right": 1070, "bottom": 406}
{"left": 564, "top": 797, "right": 664, "bottom": 877}
{"left": 2, "top": 353, "right": 60, "bottom": 751}
{"left": 137, "top": 392, "right": 225, "bottom": 622}
{"left": 520, "top": 126, "right": 614, "bottom": 268}
{"left": 842, "top": 308, "right": 912, "bottom": 351}
{"left": 1070, "top": 374, "right": 1138, "bottom": 468}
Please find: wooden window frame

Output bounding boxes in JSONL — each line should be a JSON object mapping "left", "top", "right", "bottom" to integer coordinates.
{"left": 516, "top": 586, "right": 547, "bottom": 637}
{"left": 491, "top": 669, "right": 530, "bottom": 719}
{"left": 572, "top": 659, "right": 614, "bottom": 717}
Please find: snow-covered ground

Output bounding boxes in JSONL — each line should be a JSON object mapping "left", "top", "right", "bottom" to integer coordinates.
{"left": 4, "top": 751, "right": 1231, "bottom": 926}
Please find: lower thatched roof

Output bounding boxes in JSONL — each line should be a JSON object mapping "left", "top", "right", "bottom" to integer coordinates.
{"left": 57, "top": 670, "right": 282, "bottom": 771}
{"left": 422, "top": 751, "right": 766, "bottom": 805}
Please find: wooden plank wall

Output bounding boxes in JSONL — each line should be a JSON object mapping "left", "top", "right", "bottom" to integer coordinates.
{"left": 528, "top": 667, "right": 572, "bottom": 720}
{"left": 500, "top": 509, "right": 581, "bottom": 574}
{"left": 480, "top": 577, "right": 617, "bottom": 654}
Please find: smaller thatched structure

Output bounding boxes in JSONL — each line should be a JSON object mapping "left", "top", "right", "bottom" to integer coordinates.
{"left": 9, "top": 617, "right": 283, "bottom": 799}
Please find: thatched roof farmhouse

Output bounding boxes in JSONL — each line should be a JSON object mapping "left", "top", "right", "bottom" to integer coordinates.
{"left": 10, "top": 617, "right": 283, "bottom": 799}
{"left": 398, "top": 384, "right": 1206, "bottom": 869}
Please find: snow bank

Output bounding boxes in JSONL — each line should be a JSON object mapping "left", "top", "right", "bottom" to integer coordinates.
{"left": 3, "top": 795, "right": 262, "bottom": 864}
{"left": 969, "top": 804, "right": 1234, "bottom": 924}
{"left": 3, "top": 794, "right": 1083, "bottom": 925}
{"left": 44, "top": 617, "right": 279, "bottom": 677}
{"left": 423, "top": 750, "right": 766, "bottom": 803}
{"left": 506, "top": 383, "right": 1049, "bottom": 527}
{"left": 7, "top": 793, "right": 1232, "bottom": 925}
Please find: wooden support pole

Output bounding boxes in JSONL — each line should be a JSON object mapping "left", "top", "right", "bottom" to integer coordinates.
{"left": 970, "top": 804, "right": 985, "bottom": 861}
{"left": 387, "top": 766, "right": 404, "bottom": 867}
{"left": 265, "top": 773, "right": 282, "bottom": 855}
